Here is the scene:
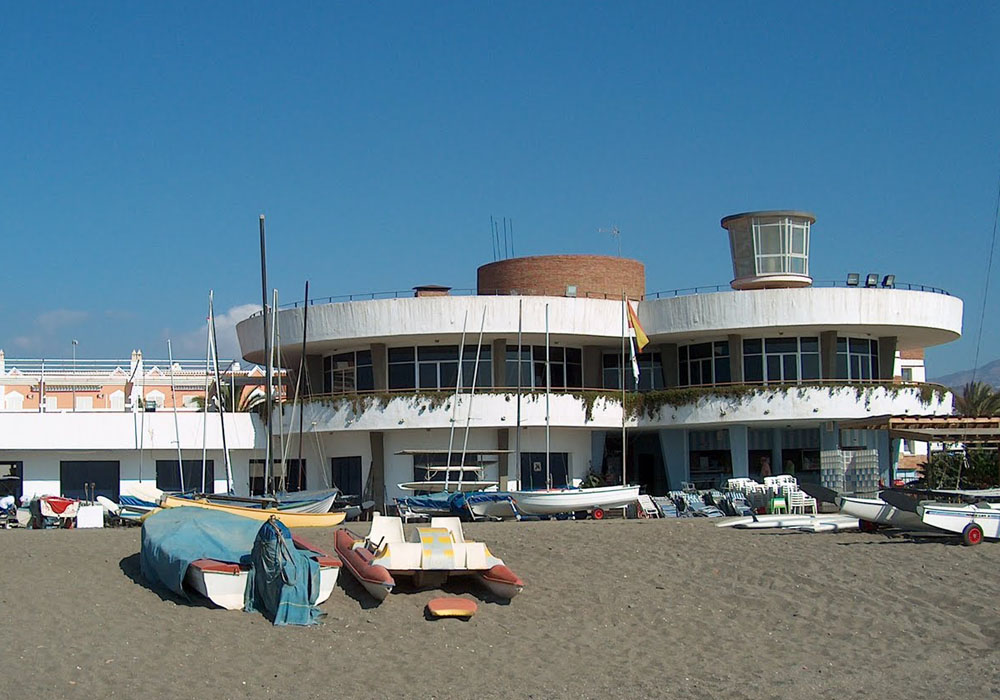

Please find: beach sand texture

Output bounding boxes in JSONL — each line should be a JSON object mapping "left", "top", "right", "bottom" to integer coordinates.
{"left": 2, "top": 519, "right": 999, "bottom": 699}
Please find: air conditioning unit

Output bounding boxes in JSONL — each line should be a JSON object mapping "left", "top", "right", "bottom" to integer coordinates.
{"left": 566, "top": 285, "right": 577, "bottom": 298}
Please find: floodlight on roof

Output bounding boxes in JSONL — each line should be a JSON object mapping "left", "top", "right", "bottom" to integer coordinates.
{"left": 882, "top": 274, "right": 895, "bottom": 288}
{"left": 865, "top": 273, "right": 879, "bottom": 288}
{"left": 846, "top": 273, "right": 860, "bottom": 287}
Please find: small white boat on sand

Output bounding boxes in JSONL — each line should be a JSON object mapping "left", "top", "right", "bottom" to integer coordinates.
{"left": 510, "top": 484, "right": 640, "bottom": 517}
{"left": 837, "top": 494, "right": 926, "bottom": 531}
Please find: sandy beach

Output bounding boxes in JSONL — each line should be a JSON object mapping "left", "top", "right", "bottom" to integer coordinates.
{"left": 2, "top": 519, "right": 999, "bottom": 699}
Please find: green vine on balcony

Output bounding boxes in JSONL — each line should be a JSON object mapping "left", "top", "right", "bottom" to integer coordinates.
{"left": 299, "top": 382, "right": 952, "bottom": 422}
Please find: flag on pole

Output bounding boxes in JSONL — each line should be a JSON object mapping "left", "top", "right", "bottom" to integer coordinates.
{"left": 625, "top": 300, "right": 647, "bottom": 386}
{"left": 626, "top": 300, "right": 648, "bottom": 352}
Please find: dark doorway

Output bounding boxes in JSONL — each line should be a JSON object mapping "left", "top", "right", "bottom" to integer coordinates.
{"left": 250, "top": 459, "right": 307, "bottom": 495}
{"left": 155, "top": 460, "right": 215, "bottom": 493}
{"left": 332, "top": 456, "right": 363, "bottom": 497}
{"left": 0, "top": 462, "right": 22, "bottom": 500}
{"left": 629, "top": 433, "right": 667, "bottom": 495}
{"left": 520, "top": 452, "right": 568, "bottom": 489}
{"left": 60, "top": 461, "right": 120, "bottom": 501}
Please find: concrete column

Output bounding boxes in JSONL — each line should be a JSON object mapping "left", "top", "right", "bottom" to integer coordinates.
{"left": 729, "top": 425, "right": 749, "bottom": 477}
{"left": 728, "top": 334, "right": 743, "bottom": 383}
{"left": 877, "top": 336, "right": 897, "bottom": 381}
{"left": 371, "top": 343, "right": 387, "bottom": 391}
{"left": 582, "top": 346, "right": 603, "bottom": 389}
{"left": 820, "top": 421, "right": 840, "bottom": 452}
{"left": 492, "top": 339, "right": 507, "bottom": 389}
{"left": 771, "top": 429, "right": 784, "bottom": 474}
{"left": 369, "top": 431, "right": 385, "bottom": 511}
{"left": 657, "top": 429, "right": 688, "bottom": 490}
{"left": 877, "top": 430, "right": 892, "bottom": 484}
{"left": 820, "top": 331, "right": 838, "bottom": 380}
{"left": 495, "top": 428, "right": 511, "bottom": 487}
{"left": 660, "top": 343, "right": 678, "bottom": 388}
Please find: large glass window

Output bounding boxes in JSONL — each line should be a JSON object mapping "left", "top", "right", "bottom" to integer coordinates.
{"left": 505, "top": 346, "right": 582, "bottom": 389}
{"left": 323, "top": 350, "right": 374, "bottom": 394}
{"left": 836, "top": 337, "right": 879, "bottom": 381}
{"left": 603, "top": 352, "right": 664, "bottom": 391}
{"left": 389, "top": 345, "right": 492, "bottom": 391}
{"left": 742, "top": 337, "right": 820, "bottom": 384}
{"left": 250, "top": 459, "right": 306, "bottom": 495}
{"left": 751, "top": 216, "right": 810, "bottom": 276}
{"left": 678, "top": 342, "right": 730, "bottom": 386}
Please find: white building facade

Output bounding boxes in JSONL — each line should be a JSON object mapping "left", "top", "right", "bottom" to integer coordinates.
{"left": 233, "top": 210, "right": 963, "bottom": 507}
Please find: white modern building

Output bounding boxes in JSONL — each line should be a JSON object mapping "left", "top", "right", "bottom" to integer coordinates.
{"left": 232, "top": 210, "right": 963, "bottom": 508}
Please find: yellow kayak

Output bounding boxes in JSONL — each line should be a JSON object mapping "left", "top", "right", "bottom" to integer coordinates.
{"left": 159, "top": 495, "right": 346, "bottom": 528}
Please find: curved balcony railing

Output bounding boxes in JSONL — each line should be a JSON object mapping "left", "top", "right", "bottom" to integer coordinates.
{"left": 249, "top": 279, "right": 952, "bottom": 317}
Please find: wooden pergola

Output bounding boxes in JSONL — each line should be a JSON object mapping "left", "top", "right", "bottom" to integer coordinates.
{"left": 839, "top": 415, "right": 1000, "bottom": 485}
{"left": 839, "top": 415, "right": 1000, "bottom": 446}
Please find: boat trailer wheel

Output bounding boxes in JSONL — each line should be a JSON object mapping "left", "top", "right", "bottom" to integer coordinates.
{"left": 859, "top": 519, "right": 879, "bottom": 534}
{"left": 591, "top": 507, "right": 605, "bottom": 520}
{"left": 962, "top": 523, "right": 984, "bottom": 546}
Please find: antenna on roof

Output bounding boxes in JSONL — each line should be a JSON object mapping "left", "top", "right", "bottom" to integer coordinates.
{"left": 489, "top": 215, "right": 497, "bottom": 261}
{"left": 510, "top": 218, "right": 515, "bottom": 258}
{"left": 599, "top": 226, "right": 621, "bottom": 256}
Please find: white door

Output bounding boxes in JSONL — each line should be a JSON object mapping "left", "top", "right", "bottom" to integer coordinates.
{"left": 75, "top": 396, "right": 94, "bottom": 411}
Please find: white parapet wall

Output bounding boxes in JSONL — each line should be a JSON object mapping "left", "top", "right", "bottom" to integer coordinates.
{"left": 278, "top": 385, "right": 952, "bottom": 434}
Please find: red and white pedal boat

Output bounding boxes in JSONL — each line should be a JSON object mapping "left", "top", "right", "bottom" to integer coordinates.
{"left": 335, "top": 514, "right": 523, "bottom": 603}
{"left": 186, "top": 534, "right": 341, "bottom": 610}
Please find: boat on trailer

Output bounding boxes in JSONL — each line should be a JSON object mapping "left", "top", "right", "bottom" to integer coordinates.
{"left": 916, "top": 501, "right": 1000, "bottom": 546}
{"left": 334, "top": 513, "right": 524, "bottom": 602}
{"left": 510, "top": 484, "right": 640, "bottom": 517}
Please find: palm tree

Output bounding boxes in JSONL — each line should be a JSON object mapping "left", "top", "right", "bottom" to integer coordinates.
{"left": 954, "top": 381, "right": 1000, "bottom": 417}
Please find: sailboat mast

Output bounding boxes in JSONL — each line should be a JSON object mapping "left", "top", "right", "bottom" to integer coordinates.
{"left": 515, "top": 299, "right": 522, "bottom": 488}
{"left": 444, "top": 311, "right": 469, "bottom": 491}
{"left": 297, "top": 281, "right": 309, "bottom": 490}
{"left": 209, "top": 290, "right": 233, "bottom": 494}
{"left": 545, "top": 303, "right": 550, "bottom": 490}
{"left": 259, "top": 215, "right": 272, "bottom": 494}
{"left": 621, "top": 292, "right": 627, "bottom": 486}
{"left": 273, "top": 289, "right": 284, "bottom": 492}
{"left": 458, "top": 308, "right": 488, "bottom": 490}
{"left": 201, "top": 304, "right": 211, "bottom": 493}
{"left": 167, "top": 339, "right": 184, "bottom": 492}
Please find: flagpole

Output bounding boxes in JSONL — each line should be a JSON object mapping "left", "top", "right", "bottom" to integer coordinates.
{"left": 515, "top": 299, "right": 522, "bottom": 489}
{"left": 545, "top": 302, "right": 551, "bottom": 490}
{"left": 621, "top": 291, "right": 626, "bottom": 486}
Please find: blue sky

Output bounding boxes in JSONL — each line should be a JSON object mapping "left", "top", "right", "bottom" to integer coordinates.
{"left": 1, "top": 2, "right": 997, "bottom": 376}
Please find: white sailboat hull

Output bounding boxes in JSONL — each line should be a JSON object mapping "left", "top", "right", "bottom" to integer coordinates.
{"left": 185, "top": 559, "right": 340, "bottom": 610}
{"left": 510, "top": 485, "right": 640, "bottom": 515}
{"left": 837, "top": 495, "right": 926, "bottom": 530}
{"left": 734, "top": 514, "right": 859, "bottom": 530}
{"left": 918, "top": 503, "right": 1000, "bottom": 538}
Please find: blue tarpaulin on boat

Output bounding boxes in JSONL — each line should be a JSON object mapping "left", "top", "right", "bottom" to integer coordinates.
{"left": 140, "top": 506, "right": 260, "bottom": 599}
{"left": 244, "top": 518, "right": 323, "bottom": 626}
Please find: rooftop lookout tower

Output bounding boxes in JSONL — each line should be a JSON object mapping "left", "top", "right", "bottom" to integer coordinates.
{"left": 721, "top": 210, "right": 815, "bottom": 290}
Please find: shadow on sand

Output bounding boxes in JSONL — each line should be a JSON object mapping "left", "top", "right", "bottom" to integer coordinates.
{"left": 118, "top": 552, "right": 216, "bottom": 608}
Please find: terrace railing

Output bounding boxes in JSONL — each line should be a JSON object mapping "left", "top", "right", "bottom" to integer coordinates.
{"left": 252, "top": 279, "right": 951, "bottom": 316}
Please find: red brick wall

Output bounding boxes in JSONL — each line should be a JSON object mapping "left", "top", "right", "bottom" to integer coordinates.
{"left": 899, "top": 348, "right": 925, "bottom": 360}
{"left": 477, "top": 255, "right": 645, "bottom": 299}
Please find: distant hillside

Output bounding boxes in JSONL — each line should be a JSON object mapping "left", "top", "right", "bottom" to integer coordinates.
{"left": 931, "top": 358, "right": 1000, "bottom": 390}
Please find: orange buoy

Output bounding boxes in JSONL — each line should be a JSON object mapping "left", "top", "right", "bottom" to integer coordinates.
{"left": 427, "top": 597, "right": 478, "bottom": 618}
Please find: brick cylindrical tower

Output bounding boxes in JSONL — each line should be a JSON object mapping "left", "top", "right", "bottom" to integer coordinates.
{"left": 477, "top": 255, "right": 645, "bottom": 299}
